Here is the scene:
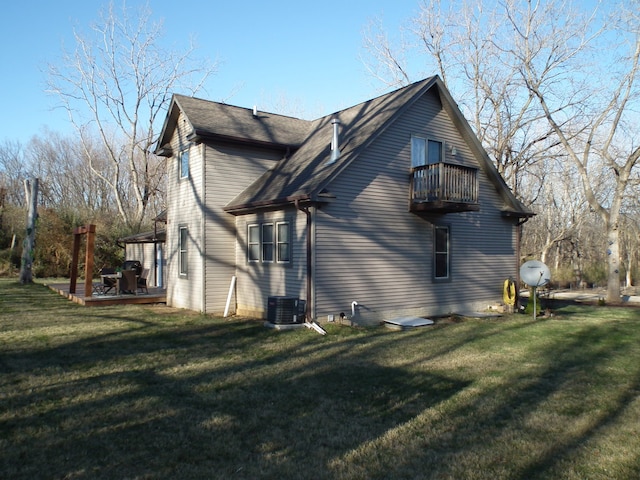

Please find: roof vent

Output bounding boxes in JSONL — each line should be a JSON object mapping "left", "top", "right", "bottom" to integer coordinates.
{"left": 328, "top": 117, "right": 341, "bottom": 164}
{"left": 253, "top": 105, "right": 258, "bottom": 117}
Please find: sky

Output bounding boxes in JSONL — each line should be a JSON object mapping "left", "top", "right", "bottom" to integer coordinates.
{"left": 1, "top": 0, "right": 421, "bottom": 145}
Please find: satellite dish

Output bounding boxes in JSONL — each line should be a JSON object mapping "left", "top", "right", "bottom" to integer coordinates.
{"left": 520, "top": 260, "right": 551, "bottom": 287}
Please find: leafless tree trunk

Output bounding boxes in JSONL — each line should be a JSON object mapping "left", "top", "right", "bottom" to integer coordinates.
{"left": 506, "top": 0, "right": 640, "bottom": 303}
{"left": 19, "top": 178, "right": 39, "bottom": 284}
{"left": 47, "top": 1, "right": 217, "bottom": 231}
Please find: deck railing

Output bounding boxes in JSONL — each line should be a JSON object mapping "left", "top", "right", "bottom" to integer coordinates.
{"left": 411, "top": 163, "right": 478, "bottom": 204}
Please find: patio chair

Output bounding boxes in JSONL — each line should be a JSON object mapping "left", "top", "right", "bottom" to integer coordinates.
{"left": 120, "top": 269, "right": 137, "bottom": 294}
{"left": 98, "top": 267, "right": 117, "bottom": 294}
{"left": 137, "top": 268, "right": 149, "bottom": 294}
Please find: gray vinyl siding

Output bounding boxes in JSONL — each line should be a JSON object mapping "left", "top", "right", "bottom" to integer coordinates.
{"left": 165, "top": 115, "right": 204, "bottom": 311}
{"left": 124, "top": 243, "right": 165, "bottom": 287}
{"left": 234, "top": 208, "right": 307, "bottom": 317}
{"left": 314, "top": 89, "right": 518, "bottom": 324}
{"left": 202, "top": 143, "right": 283, "bottom": 314}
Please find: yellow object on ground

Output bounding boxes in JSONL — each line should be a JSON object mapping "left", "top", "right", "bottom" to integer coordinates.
{"left": 503, "top": 278, "right": 517, "bottom": 306}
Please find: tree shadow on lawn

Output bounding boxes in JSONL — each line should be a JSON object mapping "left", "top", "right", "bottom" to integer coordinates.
{"left": 3, "top": 286, "right": 640, "bottom": 479}
{"left": 0, "top": 314, "right": 469, "bottom": 479}
{"left": 331, "top": 319, "right": 640, "bottom": 479}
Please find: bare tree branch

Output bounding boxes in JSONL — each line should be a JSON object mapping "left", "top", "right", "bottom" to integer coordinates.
{"left": 47, "top": 1, "right": 217, "bottom": 230}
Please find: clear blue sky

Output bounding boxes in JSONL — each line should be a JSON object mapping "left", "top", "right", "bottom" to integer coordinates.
{"left": 1, "top": 0, "right": 420, "bottom": 145}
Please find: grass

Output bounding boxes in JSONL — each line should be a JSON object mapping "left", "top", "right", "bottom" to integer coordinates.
{"left": 1, "top": 279, "right": 640, "bottom": 479}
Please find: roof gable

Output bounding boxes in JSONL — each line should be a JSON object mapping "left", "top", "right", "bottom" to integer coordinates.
{"left": 225, "top": 77, "right": 441, "bottom": 211}
{"left": 156, "top": 77, "right": 531, "bottom": 217}
{"left": 155, "top": 94, "right": 312, "bottom": 154}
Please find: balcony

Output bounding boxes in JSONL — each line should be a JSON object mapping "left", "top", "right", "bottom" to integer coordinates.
{"left": 410, "top": 163, "right": 479, "bottom": 213}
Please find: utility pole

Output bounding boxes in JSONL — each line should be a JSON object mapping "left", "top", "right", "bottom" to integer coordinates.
{"left": 19, "top": 178, "right": 39, "bottom": 284}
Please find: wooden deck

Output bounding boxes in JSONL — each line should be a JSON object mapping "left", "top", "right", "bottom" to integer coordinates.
{"left": 47, "top": 282, "right": 167, "bottom": 307}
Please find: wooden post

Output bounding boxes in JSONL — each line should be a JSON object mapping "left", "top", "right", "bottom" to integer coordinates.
{"left": 84, "top": 225, "right": 96, "bottom": 297}
{"left": 69, "top": 224, "right": 97, "bottom": 296}
{"left": 69, "top": 231, "right": 81, "bottom": 294}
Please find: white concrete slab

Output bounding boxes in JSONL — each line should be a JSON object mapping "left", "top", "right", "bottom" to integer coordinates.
{"left": 385, "top": 316, "right": 434, "bottom": 330}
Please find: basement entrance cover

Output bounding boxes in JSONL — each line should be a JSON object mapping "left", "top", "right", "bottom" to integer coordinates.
{"left": 385, "top": 316, "right": 434, "bottom": 330}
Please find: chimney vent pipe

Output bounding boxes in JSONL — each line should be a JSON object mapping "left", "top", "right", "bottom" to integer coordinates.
{"left": 329, "top": 117, "right": 341, "bottom": 164}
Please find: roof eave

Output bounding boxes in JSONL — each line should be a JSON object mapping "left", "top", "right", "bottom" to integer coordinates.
{"left": 189, "top": 130, "right": 301, "bottom": 151}
{"left": 223, "top": 193, "right": 334, "bottom": 216}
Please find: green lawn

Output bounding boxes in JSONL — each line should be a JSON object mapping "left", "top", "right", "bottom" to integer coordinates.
{"left": 1, "top": 279, "right": 639, "bottom": 479}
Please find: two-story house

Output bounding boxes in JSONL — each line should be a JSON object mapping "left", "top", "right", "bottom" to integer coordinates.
{"left": 155, "top": 76, "right": 533, "bottom": 325}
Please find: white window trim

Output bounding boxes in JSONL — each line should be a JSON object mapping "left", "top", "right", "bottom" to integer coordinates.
{"left": 247, "top": 224, "right": 260, "bottom": 263}
{"left": 434, "top": 225, "right": 450, "bottom": 281}
{"left": 276, "top": 221, "right": 291, "bottom": 264}
{"left": 179, "top": 147, "right": 189, "bottom": 179}
{"left": 179, "top": 226, "right": 188, "bottom": 276}
{"left": 411, "top": 135, "right": 445, "bottom": 167}
{"left": 262, "top": 223, "right": 274, "bottom": 263}
{"left": 246, "top": 220, "right": 291, "bottom": 264}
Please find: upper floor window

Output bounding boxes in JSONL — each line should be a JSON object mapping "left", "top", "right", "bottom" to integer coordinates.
{"left": 412, "top": 136, "right": 443, "bottom": 167}
{"left": 247, "top": 221, "right": 291, "bottom": 264}
{"left": 179, "top": 148, "right": 189, "bottom": 179}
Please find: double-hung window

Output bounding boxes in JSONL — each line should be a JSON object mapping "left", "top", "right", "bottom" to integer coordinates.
{"left": 179, "top": 226, "right": 188, "bottom": 276}
{"left": 247, "top": 221, "right": 291, "bottom": 264}
{"left": 262, "top": 224, "right": 274, "bottom": 262}
{"left": 276, "top": 222, "right": 290, "bottom": 262}
{"left": 179, "top": 147, "right": 189, "bottom": 179}
{"left": 248, "top": 225, "right": 260, "bottom": 262}
{"left": 434, "top": 225, "right": 450, "bottom": 280}
{"left": 411, "top": 136, "right": 443, "bottom": 167}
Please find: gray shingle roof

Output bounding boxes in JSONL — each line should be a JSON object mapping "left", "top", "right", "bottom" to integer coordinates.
{"left": 225, "top": 77, "right": 440, "bottom": 211}
{"left": 157, "top": 95, "right": 311, "bottom": 150}
{"left": 156, "top": 77, "right": 532, "bottom": 217}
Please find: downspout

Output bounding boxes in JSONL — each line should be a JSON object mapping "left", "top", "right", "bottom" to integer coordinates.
{"left": 515, "top": 216, "right": 531, "bottom": 307}
{"left": 153, "top": 217, "right": 158, "bottom": 287}
{"left": 201, "top": 142, "right": 207, "bottom": 313}
{"left": 295, "top": 199, "right": 313, "bottom": 322}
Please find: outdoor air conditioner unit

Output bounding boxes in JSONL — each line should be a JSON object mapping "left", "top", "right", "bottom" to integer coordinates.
{"left": 267, "top": 296, "right": 304, "bottom": 324}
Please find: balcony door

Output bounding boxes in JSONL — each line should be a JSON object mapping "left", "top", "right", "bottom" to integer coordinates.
{"left": 411, "top": 136, "right": 443, "bottom": 167}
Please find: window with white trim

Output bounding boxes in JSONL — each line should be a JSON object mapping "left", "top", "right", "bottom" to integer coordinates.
{"left": 248, "top": 225, "right": 260, "bottom": 262}
{"left": 277, "top": 222, "right": 290, "bottom": 262}
{"left": 247, "top": 221, "right": 291, "bottom": 264}
{"left": 412, "top": 136, "right": 443, "bottom": 167}
{"left": 179, "top": 148, "right": 189, "bottom": 179}
{"left": 434, "top": 225, "right": 450, "bottom": 280}
{"left": 179, "top": 226, "right": 188, "bottom": 276}
{"left": 262, "top": 223, "right": 274, "bottom": 262}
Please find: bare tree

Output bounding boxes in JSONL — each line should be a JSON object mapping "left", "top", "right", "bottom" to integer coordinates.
{"left": 47, "top": 1, "right": 217, "bottom": 231}
{"left": 19, "top": 178, "right": 39, "bottom": 284}
{"left": 27, "top": 130, "right": 115, "bottom": 216}
{"left": 362, "top": 0, "right": 640, "bottom": 303}
{"left": 520, "top": 155, "right": 590, "bottom": 268}
{"left": 0, "top": 140, "right": 28, "bottom": 207}
{"left": 505, "top": 0, "right": 640, "bottom": 302}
